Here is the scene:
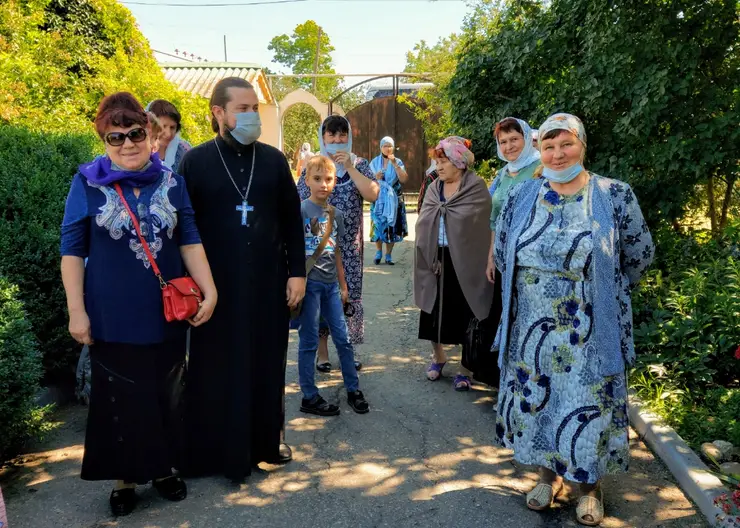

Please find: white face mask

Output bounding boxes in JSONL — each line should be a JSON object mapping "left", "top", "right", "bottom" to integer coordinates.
{"left": 229, "top": 112, "right": 262, "bottom": 145}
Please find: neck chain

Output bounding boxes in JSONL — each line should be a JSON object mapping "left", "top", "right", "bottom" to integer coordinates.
{"left": 215, "top": 138, "right": 256, "bottom": 202}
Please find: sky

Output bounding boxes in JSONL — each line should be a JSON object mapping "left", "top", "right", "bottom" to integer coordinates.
{"left": 123, "top": 0, "right": 470, "bottom": 87}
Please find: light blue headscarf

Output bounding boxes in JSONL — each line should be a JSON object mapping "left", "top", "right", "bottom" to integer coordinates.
{"left": 496, "top": 117, "right": 540, "bottom": 174}
{"left": 370, "top": 136, "right": 403, "bottom": 187}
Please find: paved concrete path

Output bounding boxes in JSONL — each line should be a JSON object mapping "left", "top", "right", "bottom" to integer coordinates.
{"left": 1, "top": 214, "right": 707, "bottom": 528}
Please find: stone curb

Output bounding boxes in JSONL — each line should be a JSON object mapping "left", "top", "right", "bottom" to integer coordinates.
{"left": 628, "top": 394, "right": 727, "bottom": 526}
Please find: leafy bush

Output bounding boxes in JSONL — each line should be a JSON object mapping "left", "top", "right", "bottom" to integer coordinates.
{"left": 631, "top": 220, "right": 740, "bottom": 448}
{"left": 0, "top": 125, "right": 98, "bottom": 379}
{"left": 632, "top": 222, "right": 740, "bottom": 389}
{"left": 475, "top": 158, "right": 497, "bottom": 187}
{"left": 0, "top": 276, "right": 47, "bottom": 460}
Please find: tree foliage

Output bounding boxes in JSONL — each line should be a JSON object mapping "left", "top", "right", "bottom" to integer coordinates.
{"left": 282, "top": 104, "right": 321, "bottom": 168}
{"left": 268, "top": 20, "right": 338, "bottom": 100}
{"left": 0, "top": 0, "right": 211, "bottom": 144}
{"left": 448, "top": 0, "right": 740, "bottom": 230}
{"left": 402, "top": 35, "right": 460, "bottom": 144}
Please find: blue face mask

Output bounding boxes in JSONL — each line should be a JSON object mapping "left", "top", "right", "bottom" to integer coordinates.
{"left": 542, "top": 163, "right": 584, "bottom": 184}
{"left": 229, "top": 112, "right": 261, "bottom": 145}
{"left": 324, "top": 143, "right": 350, "bottom": 155}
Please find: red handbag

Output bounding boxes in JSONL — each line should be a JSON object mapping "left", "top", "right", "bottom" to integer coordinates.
{"left": 114, "top": 183, "right": 203, "bottom": 322}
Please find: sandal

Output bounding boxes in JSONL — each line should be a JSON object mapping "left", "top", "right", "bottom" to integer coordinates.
{"left": 526, "top": 480, "right": 564, "bottom": 511}
{"left": 316, "top": 362, "right": 332, "bottom": 373}
{"left": 453, "top": 374, "right": 472, "bottom": 392}
{"left": 426, "top": 362, "right": 446, "bottom": 381}
{"left": 385, "top": 254, "right": 395, "bottom": 266}
{"left": 576, "top": 489, "right": 604, "bottom": 526}
{"left": 374, "top": 250, "right": 382, "bottom": 265}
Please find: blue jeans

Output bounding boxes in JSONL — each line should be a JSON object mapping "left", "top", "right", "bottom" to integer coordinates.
{"left": 298, "top": 279, "right": 359, "bottom": 399}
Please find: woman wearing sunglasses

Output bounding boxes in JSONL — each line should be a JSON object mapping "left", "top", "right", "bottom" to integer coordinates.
{"left": 60, "top": 92, "right": 217, "bottom": 517}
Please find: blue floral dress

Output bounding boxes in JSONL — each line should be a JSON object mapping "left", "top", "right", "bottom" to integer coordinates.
{"left": 297, "top": 158, "right": 375, "bottom": 345}
{"left": 494, "top": 181, "right": 629, "bottom": 484}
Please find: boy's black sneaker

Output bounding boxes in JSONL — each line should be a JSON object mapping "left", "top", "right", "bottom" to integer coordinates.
{"left": 300, "top": 395, "right": 340, "bottom": 416}
{"left": 347, "top": 390, "right": 369, "bottom": 414}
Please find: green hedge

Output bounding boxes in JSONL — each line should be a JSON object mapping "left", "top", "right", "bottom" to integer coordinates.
{"left": 633, "top": 223, "right": 740, "bottom": 388}
{"left": 631, "top": 221, "right": 740, "bottom": 447}
{"left": 0, "top": 276, "right": 45, "bottom": 460}
{"left": 0, "top": 125, "right": 98, "bottom": 379}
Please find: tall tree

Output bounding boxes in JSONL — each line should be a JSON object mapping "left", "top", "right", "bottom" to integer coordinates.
{"left": 268, "top": 20, "right": 338, "bottom": 100}
{"left": 402, "top": 34, "right": 460, "bottom": 144}
{"left": 448, "top": 0, "right": 740, "bottom": 231}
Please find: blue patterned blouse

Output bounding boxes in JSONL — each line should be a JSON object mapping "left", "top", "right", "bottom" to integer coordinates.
{"left": 60, "top": 170, "right": 201, "bottom": 345}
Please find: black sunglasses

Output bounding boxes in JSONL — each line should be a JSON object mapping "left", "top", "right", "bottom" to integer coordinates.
{"left": 105, "top": 128, "right": 148, "bottom": 147}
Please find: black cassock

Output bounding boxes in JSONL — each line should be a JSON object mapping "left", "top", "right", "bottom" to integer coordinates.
{"left": 179, "top": 136, "right": 304, "bottom": 481}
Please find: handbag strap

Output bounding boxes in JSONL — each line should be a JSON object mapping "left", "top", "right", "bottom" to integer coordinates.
{"left": 305, "top": 205, "right": 336, "bottom": 274}
{"left": 114, "top": 183, "right": 167, "bottom": 289}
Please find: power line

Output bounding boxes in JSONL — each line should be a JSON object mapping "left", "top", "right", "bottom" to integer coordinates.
{"left": 123, "top": 0, "right": 306, "bottom": 6}
{"left": 123, "top": 0, "right": 460, "bottom": 6}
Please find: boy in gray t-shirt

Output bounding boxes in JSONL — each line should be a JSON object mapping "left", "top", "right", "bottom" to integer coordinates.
{"left": 297, "top": 155, "right": 369, "bottom": 416}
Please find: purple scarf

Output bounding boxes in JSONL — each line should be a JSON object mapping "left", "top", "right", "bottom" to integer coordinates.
{"left": 79, "top": 153, "right": 163, "bottom": 187}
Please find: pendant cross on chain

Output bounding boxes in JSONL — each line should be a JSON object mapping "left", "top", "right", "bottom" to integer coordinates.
{"left": 236, "top": 200, "right": 254, "bottom": 226}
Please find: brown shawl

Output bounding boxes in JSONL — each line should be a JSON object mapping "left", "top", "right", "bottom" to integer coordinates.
{"left": 414, "top": 170, "right": 494, "bottom": 321}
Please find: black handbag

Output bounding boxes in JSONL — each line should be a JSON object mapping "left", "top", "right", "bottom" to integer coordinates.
{"left": 462, "top": 316, "right": 500, "bottom": 386}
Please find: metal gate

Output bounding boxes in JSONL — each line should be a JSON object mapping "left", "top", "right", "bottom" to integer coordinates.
{"left": 345, "top": 96, "right": 431, "bottom": 193}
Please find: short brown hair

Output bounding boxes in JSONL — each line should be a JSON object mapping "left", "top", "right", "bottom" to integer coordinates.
{"left": 305, "top": 155, "right": 336, "bottom": 178}
{"left": 147, "top": 99, "right": 182, "bottom": 131}
{"left": 209, "top": 77, "right": 254, "bottom": 133}
{"left": 147, "top": 112, "right": 162, "bottom": 138}
{"left": 494, "top": 117, "right": 524, "bottom": 140}
{"left": 94, "top": 92, "right": 148, "bottom": 140}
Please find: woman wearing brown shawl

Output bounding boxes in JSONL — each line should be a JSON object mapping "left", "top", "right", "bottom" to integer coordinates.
{"left": 414, "top": 137, "right": 495, "bottom": 391}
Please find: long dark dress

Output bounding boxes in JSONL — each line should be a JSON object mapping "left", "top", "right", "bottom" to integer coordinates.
{"left": 179, "top": 137, "right": 305, "bottom": 481}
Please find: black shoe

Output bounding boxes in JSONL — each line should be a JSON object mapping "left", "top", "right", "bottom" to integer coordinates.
{"left": 300, "top": 395, "right": 340, "bottom": 416}
{"left": 110, "top": 488, "right": 137, "bottom": 516}
{"left": 354, "top": 360, "right": 362, "bottom": 371}
{"left": 316, "top": 362, "right": 332, "bottom": 373}
{"left": 153, "top": 476, "right": 187, "bottom": 502}
{"left": 265, "top": 443, "right": 293, "bottom": 464}
{"left": 347, "top": 390, "right": 369, "bottom": 414}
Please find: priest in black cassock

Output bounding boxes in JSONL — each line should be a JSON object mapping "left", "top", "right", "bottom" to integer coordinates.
{"left": 178, "top": 77, "right": 306, "bottom": 482}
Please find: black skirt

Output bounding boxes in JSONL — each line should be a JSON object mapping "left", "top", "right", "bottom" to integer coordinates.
{"left": 81, "top": 337, "right": 186, "bottom": 483}
{"left": 418, "top": 247, "right": 474, "bottom": 345}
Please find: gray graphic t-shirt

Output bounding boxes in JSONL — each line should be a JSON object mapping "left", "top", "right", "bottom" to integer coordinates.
{"left": 301, "top": 199, "right": 346, "bottom": 283}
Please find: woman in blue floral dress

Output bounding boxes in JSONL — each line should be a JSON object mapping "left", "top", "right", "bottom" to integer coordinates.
{"left": 493, "top": 114, "right": 654, "bottom": 526}
{"left": 297, "top": 116, "right": 379, "bottom": 369}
